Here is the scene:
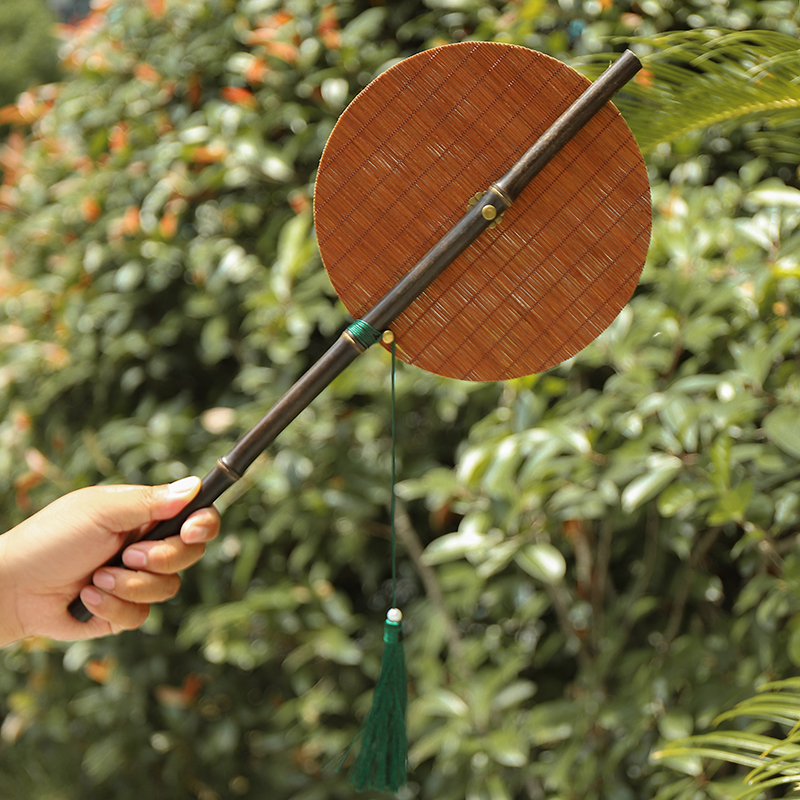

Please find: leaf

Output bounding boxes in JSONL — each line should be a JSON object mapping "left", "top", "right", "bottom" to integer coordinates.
{"left": 486, "top": 730, "right": 529, "bottom": 768}
{"left": 525, "top": 701, "right": 575, "bottom": 745}
{"left": 621, "top": 455, "right": 683, "bottom": 513}
{"left": 411, "top": 689, "right": 471, "bottom": 720}
{"left": 490, "top": 680, "right": 537, "bottom": 712}
{"left": 763, "top": 406, "right": 800, "bottom": 461}
{"left": 408, "top": 722, "right": 469, "bottom": 769}
{"left": 82, "top": 734, "right": 125, "bottom": 784}
{"left": 515, "top": 542, "right": 566, "bottom": 583}
{"left": 707, "top": 482, "right": 753, "bottom": 525}
{"left": 395, "top": 467, "right": 458, "bottom": 502}
{"left": 748, "top": 183, "right": 800, "bottom": 209}
{"left": 481, "top": 437, "right": 526, "bottom": 497}
{"left": 421, "top": 529, "right": 489, "bottom": 565}
{"left": 579, "top": 31, "right": 800, "bottom": 159}
{"left": 313, "top": 628, "right": 362, "bottom": 666}
{"left": 476, "top": 539, "right": 522, "bottom": 579}
{"left": 657, "top": 481, "right": 698, "bottom": 517}
{"left": 788, "top": 620, "right": 800, "bottom": 668}
{"left": 658, "top": 710, "right": 694, "bottom": 741}
{"left": 342, "top": 7, "right": 387, "bottom": 41}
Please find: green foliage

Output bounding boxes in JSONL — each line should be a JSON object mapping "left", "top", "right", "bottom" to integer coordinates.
{"left": 581, "top": 30, "right": 800, "bottom": 165}
{"left": 653, "top": 678, "right": 800, "bottom": 800}
{"left": 0, "top": 0, "right": 59, "bottom": 109}
{"left": 400, "top": 173, "right": 800, "bottom": 799}
{"left": 1, "top": 1, "right": 800, "bottom": 800}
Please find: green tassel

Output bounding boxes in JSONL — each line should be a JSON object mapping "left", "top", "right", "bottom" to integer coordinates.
{"left": 347, "top": 610, "right": 408, "bottom": 793}
{"left": 339, "top": 337, "right": 407, "bottom": 792}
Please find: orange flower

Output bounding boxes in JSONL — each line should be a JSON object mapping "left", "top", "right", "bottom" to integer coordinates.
{"left": 0, "top": 187, "right": 17, "bottom": 209}
{"left": 247, "top": 11, "right": 293, "bottom": 44}
{"left": 15, "top": 471, "right": 41, "bottom": 511}
{"left": 74, "top": 155, "right": 94, "bottom": 174}
{"left": 43, "top": 344, "right": 70, "bottom": 368}
{"left": 109, "top": 121, "right": 128, "bottom": 153}
{"left": 221, "top": 86, "right": 258, "bottom": 107}
{"left": 13, "top": 410, "right": 32, "bottom": 431}
{"left": 155, "top": 112, "right": 173, "bottom": 136}
{"left": 0, "top": 92, "right": 49, "bottom": 125}
{"left": 81, "top": 196, "right": 102, "bottom": 222}
{"left": 156, "top": 674, "right": 203, "bottom": 709}
{"left": 159, "top": 210, "right": 178, "bottom": 239}
{"left": 0, "top": 132, "right": 25, "bottom": 185}
{"left": 123, "top": 205, "right": 140, "bottom": 234}
{"left": 621, "top": 12, "right": 643, "bottom": 29}
{"left": 264, "top": 40, "right": 299, "bottom": 63}
{"left": 85, "top": 658, "right": 116, "bottom": 684}
{"left": 134, "top": 62, "right": 161, "bottom": 82}
{"left": 318, "top": 5, "right": 341, "bottom": 50}
{"left": 146, "top": 0, "right": 165, "bottom": 17}
{"left": 288, "top": 190, "right": 310, "bottom": 215}
{"left": 107, "top": 205, "right": 140, "bottom": 240}
{"left": 191, "top": 144, "right": 227, "bottom": 164}
{"left": 186, "top": 73, "right": 203, "bottom": 108}
{"left": 246, "top": 57, "right": 269, "bottom": 85}
{"left": 0, "top": 104, "right": 26, "bottom": 125}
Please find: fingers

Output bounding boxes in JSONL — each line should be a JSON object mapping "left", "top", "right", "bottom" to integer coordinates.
{"left": 75, "top": 495, "right": 222, "bottom": 633}
{"left": 81, "top": 562, "right": 184, "bottom": 628}
{"left": 79, "top": 585, "right": 150, "bottom": 631}
{"left": 79, "top": 504, "right": 220, "bottom": 630}
{"left": 64, "top": 476, "right": 205, "bottom": 541}
{"left": 91, "top": 568, "right": 181, "bottom": 604}
{"left": 122, "top": 539, "right": 206, "bottom": 573}
{"left": 180, "top": 505, "right": 221, "bottom": 546}
{"left": 120, "top": 506, "right": 220, "bottom": 573}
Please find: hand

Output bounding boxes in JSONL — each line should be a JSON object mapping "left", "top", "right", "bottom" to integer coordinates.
{"left": 0, "top": 477, "right": 220, "bottom": 646}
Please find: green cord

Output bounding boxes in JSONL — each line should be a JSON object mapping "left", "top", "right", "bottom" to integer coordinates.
{"left": 346, "top": 318, "right": 397, "bottom": 606}
{"left": 390, "top": 338, "right": 397, "bottom": 608}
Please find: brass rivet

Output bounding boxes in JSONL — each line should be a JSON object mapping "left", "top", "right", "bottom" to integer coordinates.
{"left": 382, "top": 330, "right": 395, "bottom": 344}
{"left": 482, "top": 205, "right": 497, "bottom": 221}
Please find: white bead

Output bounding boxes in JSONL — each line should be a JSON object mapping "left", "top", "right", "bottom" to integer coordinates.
{"left": 387, "top": 608, "right": 403, "bottom": 623}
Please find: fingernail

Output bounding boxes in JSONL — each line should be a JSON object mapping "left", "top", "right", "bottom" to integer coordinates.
{"left": 81, "top": 586, "right": 102, "bottom": 606}
{"left": 93, "top": 570, "right": 115, "bottom": 591}
{"left": 123, "top": 548, "right": 147, "bottom": 569}
{"left": 183, "top": 520, "right": 213, "bottom": 544}
{"left": 168, "top": 476, "right": 200, "bottom": 496}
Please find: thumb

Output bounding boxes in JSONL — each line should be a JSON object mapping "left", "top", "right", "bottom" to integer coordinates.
{"left": 70, "top": 476, "right": 203, "bottom": 537}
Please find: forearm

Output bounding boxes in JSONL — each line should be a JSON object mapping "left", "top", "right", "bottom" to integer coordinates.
{"left": 0, "top": 532, "right": 24, "bottom": 647}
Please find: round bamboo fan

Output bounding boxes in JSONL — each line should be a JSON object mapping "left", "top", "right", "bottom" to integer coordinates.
{"left": 314, "top": 42, "right": 651, "bottom": 382}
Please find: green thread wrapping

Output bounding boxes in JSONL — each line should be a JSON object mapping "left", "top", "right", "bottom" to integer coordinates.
{"left": 346, "top": 319, "right": 383, "bottom": 349}
{"left": 343, "top": 335, "right": 408, "bottom": 793}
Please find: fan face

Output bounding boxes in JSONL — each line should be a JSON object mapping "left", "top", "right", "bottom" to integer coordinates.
{"left": 314, "top": 42, "right": 651, "bottom": 382}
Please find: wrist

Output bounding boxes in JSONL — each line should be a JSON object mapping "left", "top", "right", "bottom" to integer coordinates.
{"left": 0, "top": 533, "right": 24, "bottom": 647}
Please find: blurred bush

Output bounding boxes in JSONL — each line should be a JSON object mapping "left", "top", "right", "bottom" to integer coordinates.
{"left": 1, "top": 1, "right": 800, "bottom": 799}
{"left": 0, "top": 0, "right": 59, "bottom": 119}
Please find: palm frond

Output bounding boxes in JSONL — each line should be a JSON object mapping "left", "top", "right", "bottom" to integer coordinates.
{"left": 577, "top": 30, "right": 800, "bottom": 159}
{"left": 653, "top": 679, "right": 800, "bottom": 799}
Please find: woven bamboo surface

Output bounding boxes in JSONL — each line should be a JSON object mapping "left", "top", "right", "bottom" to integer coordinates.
{"left": 314, "top": 42, "right": 651, "bottom": 381}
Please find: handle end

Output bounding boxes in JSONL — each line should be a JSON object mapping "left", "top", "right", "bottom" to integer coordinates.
{"left": 68, "top": 596, "right": 93, "bottom": 622}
